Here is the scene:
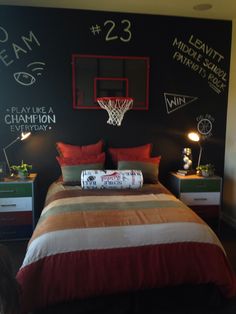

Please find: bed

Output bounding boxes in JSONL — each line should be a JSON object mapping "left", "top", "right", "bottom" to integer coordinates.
{"left": 16, "top": 178, "right": 236, "bottom": 313}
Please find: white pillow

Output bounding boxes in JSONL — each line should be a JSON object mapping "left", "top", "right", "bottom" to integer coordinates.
{"left": 81, "top": 170, "right": 143, "bottom": 189}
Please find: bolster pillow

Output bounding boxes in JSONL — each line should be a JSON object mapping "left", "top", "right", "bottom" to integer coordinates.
{"left": 81, "top": 170, "right": 143, "bottom": 189}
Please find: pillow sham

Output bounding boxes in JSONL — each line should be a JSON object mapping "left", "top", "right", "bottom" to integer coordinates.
{"left": 117, "top": 155, "right": 161, "bottom": 183}
{"left": 108, "top": 143, "right": 152, "bottom": 164}
{"left": 56, "top": 139, "right": 104, "bottom": 158}
{"left": 56, "top": 153, "right": 105, "bottom": 184}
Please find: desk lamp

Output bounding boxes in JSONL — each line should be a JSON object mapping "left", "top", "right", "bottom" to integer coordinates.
{"left": 187, "top": 131, "right": 202, "bottom": 168}
{"left": 3, "top": 132, "right": 31, "bottom": 176}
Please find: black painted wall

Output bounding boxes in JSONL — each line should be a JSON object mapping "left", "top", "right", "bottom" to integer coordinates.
{"left": 0, "top": 5, "right": 232, "bottom": 216}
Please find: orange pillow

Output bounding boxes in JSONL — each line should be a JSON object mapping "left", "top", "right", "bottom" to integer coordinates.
{"left": 108, "top": 143, "right": 152, "bottom": 164}
{"left": 56, "top": 139, "right": 104, "bottom": 158}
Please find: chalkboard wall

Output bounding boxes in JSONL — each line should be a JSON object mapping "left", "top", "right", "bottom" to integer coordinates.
{"left": 0, "top": 5, "right": 232, "bottom": 217}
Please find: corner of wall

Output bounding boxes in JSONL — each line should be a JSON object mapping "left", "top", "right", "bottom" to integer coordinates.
{"left": 223, "top": 19, "right": 236, "bottom": 227}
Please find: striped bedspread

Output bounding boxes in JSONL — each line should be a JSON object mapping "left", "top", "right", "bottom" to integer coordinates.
{"left": 17, "top": 180, "right": 236, "bottom": 313}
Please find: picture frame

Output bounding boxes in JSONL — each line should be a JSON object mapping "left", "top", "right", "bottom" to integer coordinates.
{"left": 0, "top": 161, "right": 6, "bottom": 180}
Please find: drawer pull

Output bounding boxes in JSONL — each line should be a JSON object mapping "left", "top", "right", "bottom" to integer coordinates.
{"left": 0, "top": 190, "right": 16, "bottom": 193}
{"left": 193, "top": 198, "right": 208, "bottom": 201}
{"left": 1, "top": 204, "right": 17, "bottom": 207}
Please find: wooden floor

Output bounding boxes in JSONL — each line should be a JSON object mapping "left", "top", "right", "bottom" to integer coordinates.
{"left": 1, "top": 220, "right": 236, "bottom": 313}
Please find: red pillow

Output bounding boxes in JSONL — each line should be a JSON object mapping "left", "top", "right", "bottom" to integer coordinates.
{"left": 56, "top": 139, "right": 104, "bottom": 158}
{"left": 108, "top": 143, "right": 152, "bottom": 164}
{"left": 56, "top": 152, "right": 105, "bottom": 166}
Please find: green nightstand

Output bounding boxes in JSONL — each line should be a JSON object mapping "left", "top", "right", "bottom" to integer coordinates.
{"left": 169, "top": 172, "right": 222, "bottom": 231}
{"left": 0, "top": 173, "right": 37, "bottom": 240}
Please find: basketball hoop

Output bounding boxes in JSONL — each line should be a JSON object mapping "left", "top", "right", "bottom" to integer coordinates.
{"left": 97, "top": 97, "right": 133, "bottom": 126}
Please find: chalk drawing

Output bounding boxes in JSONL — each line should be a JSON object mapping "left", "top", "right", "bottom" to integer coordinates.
{"left": 164, "top": 92, "right": 198, "bottom": 114}
{"left": 196, "top": 114, "right": 215, "bottom": 139}
{"left": 13, "top": 61, "right": 46, "bottom": 86}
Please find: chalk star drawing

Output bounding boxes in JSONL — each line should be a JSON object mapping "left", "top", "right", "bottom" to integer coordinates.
{"left": 90, "top": 24, "right": 102, "bottom": 35}
{"left": 164, "top": 93, "right": 198, "bottom": 114}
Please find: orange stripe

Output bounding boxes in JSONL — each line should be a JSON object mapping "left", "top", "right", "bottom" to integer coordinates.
{"left": 30, "top": 207, "right": 204, "bottom": 244}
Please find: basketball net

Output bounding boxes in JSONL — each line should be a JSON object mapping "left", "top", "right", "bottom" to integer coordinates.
{"left": 97, "top": 97, "right": 133, "bottom": 126}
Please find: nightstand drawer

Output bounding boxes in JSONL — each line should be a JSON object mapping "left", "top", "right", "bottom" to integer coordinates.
{"left": 180, "top": 179, "right": 221, "bottom": 193}
{"left": 0, "top": 183, "right": 32, "bottom": 197}
{"left": 0, "top": 197, "right": 32, "bottom": 212}
{"left": 0, "top": 211, "right": 32, "bottom": 225}
{"left": 180, "top": 192, "right": 221, "bottom": 205}
{"left": 191, "top": 205, "right": 219, "bottom": 219}
{"left": 0, "top": 225, "right": 33, "bottom": 240}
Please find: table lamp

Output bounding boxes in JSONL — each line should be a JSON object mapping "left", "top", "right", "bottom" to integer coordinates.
{"left": 3, "top": 132, "right": 31, "bottom": 176}
{"left": 187, "top": 131, "right": 202, "bottom": 168}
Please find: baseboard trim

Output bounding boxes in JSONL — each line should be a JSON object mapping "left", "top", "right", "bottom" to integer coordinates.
{"left": 221, "top": 212, "right": 236, "bottom": 230}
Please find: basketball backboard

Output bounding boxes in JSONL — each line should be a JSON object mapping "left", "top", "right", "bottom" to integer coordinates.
{"left": 72, "top": 54, "right": 150, "bottom": 110}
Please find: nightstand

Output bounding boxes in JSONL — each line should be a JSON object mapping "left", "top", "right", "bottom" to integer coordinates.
{"left": 169, "top": 172, "right": 222, "bottom": 230}
{"left": 0, "top": 173, "right": 37, "bottom": 240}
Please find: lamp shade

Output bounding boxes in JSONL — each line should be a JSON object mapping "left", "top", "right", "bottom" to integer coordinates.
{"left": 21, "top": 132, "right": 31, "bottom": 141}
{"left": 188, "top": 132, "right": 200, "bottom": 142}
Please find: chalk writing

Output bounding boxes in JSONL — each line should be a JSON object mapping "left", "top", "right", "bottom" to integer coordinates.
{"left": 164, "top": 92, "right": 198, "bottom": 114}
{"left": 0, "top": 26, "right": 40, "bottom": 66}
{"left": 0, "top": 25, "right": 45, "bottom": 86}
{"left": 90, "top": 25, "right": 102, "bottom": 35}
{"left": 172, "top": 35, "right": 228, "bottom": 94}
{"left": 90, "top": 19, "right": 132, "bottom": 42}
{"left": 188, "top": 35, "right": 224, "bottom": 62}
{"left": 4, "top": 106, "right": 56, "bottom": 132}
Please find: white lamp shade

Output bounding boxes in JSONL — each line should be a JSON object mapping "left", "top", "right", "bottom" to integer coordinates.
{"left": 188, "top": 132, "right": 200, "bottom": 142}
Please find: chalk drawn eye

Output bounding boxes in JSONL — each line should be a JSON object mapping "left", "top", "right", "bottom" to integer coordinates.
{"left": 13, "top": 71, "right": 36, "bottom": 86}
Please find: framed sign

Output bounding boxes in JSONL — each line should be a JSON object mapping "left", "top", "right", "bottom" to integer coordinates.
{"left": 0, "top": 162, "right": 6, "bottom": 179}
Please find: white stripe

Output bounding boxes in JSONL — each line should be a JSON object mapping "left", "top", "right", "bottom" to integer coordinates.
{"left": 21, "top": 222, "right": 224, "bottom": 268}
